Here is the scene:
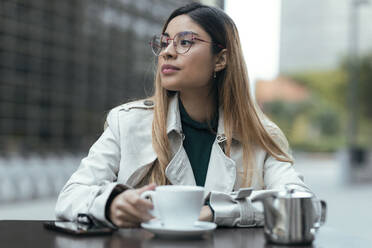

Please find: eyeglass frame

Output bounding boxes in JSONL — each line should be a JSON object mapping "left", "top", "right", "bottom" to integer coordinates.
{"left": 149, "top": 31, "right": 225, "bottom": 56}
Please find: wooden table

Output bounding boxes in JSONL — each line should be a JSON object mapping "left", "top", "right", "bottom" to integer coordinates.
{"left": 0, "top": 221, "right": 369, "bottom": 248}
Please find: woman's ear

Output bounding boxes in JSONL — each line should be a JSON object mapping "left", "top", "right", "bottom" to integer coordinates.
{"left": 214, "top": 49, "right": 227, "bottom": 72}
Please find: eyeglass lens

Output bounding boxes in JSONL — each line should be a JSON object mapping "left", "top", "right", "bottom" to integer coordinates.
{"left": 151, "top": 32, "right": 194, "bottom": 56}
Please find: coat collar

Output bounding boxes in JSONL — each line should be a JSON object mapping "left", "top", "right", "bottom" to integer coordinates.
{"left": 166, "top": 93, "right": 227, "bottom": 137}
{"left": 163, "top": 93, "right": 236, "bottom": 193}
{"left": 166, "top": 93, "right": 183, "bottom": 135}
{"left": 124, "top": 93, "right": 237, "bottom": 193}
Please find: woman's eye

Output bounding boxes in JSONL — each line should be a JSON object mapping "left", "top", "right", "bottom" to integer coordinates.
{"left": 180, "top": 39, "right": 193, "bottom": 46}
{"left": 160, "top": 42, "right": 168, "bottom": 48}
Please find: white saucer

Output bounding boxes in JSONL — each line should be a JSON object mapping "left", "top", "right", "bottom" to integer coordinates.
{"left": 141, "top": 220, "right": 217, "bottom": 238}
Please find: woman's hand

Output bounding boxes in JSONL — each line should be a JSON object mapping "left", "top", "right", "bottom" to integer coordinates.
{"left": 198, "top": 205, "right": 213, "bottom": 222}
{"left": 110, "top": 183, "right": 156, "bottom": 228}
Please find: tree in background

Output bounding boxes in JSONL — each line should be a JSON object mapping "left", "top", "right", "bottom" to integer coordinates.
{"left": 262, "top": 52, "right": 372, "bottom": 152}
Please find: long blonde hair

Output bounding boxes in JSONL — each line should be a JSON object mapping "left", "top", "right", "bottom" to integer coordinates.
{"left": 148, "top": 3, "right": 293, "bottom": 187}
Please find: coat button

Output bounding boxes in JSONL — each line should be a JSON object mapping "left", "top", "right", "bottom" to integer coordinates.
{"left": 143, "top": 100, "right": 154, "bottom": 106}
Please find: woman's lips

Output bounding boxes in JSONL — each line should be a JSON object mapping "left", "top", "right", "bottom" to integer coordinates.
{"left": 161, "top": 64, "right": 180, "bottom": 74}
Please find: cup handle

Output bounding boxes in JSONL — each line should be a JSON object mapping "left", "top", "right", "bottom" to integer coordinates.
{"left": 140, "top": 190, "right": 159, "bottom": 220}
{"left": 140, "top": 190, "right": 155, "bottom": 201}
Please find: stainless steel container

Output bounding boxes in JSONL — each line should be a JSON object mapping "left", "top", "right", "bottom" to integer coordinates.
{"left": 252, "top": 184, "right": 326, "bottom": 245}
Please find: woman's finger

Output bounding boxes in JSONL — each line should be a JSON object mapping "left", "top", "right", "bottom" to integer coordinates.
{"left": 110, "top": 185, "right": 157, "bottom": 227}
{"left": 125, "top": 191, "right": 154, "bottom": 210}
{"left": 120, "top": 222, "right": 140, "bottom": 228}
{"left": 134, "top": 184, "right": 156, "bottom": 210}
{"left": 113, "top": 206, "right": 140, "bottom": 223}
{"left": 118, "top": 200, "right": 153, "bottom": 222}
{"left": 114, "top": 217, "right": 140, "bottom": 228}
{"left": 136, "top": 183, "right": 156, "bottom": 195}
{"left": 115, "top": 192, "right": 153, "bottom": 220}
{"left": 111, "top": 193, "right": 142, "bottom": 226}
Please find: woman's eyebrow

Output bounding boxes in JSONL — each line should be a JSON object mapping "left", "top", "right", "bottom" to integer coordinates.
{"left": 180, "top": 31, "right": 199, "bottom": 36}
{"left": 162, "top": 31, "right": 200, "bottom": 37}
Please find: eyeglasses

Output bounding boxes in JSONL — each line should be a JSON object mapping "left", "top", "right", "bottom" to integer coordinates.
{"left": 149, "top": 31, "right": 224, "bottom": 56}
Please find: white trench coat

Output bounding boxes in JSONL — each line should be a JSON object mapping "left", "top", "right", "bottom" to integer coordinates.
{"left": 55, "top": 94, "right": 309, "bottom": 227}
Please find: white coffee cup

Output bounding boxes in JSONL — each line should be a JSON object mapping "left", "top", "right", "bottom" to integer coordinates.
{"left": 140, "top": 185, "right": 204, "bottom": 228}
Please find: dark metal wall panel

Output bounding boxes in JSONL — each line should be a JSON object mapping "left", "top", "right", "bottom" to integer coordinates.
{"left": 0, "top": 0, "right": 191, "bottom": 155}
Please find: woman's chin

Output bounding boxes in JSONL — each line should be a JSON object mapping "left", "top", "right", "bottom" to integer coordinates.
{"left": 160, "top": 81, "right": 181, "bottom": 92}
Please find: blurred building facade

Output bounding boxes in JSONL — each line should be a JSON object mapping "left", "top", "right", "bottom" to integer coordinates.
{"left": 0, "top": 0, "right": 224, "bottom": 156}
{"left": 279, "top": 0, "right": 372, "bottom": 73}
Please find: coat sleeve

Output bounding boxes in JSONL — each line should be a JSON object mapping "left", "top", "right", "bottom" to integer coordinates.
{"left": 55, "top": 108, "right": 126, "bottom": 227}
{"left": 209, "top": 155, "right": 309, "bottom": 227}
{"left": 209, "top": 119, "right": 310, "bottom": 227}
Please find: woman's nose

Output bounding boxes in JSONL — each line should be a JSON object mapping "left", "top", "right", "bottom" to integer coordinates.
{"left": 160, "top": 41, "right": 177, "bottom": 59}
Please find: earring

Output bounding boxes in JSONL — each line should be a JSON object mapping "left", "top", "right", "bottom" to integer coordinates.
{"left": 213, "top": 71, "right": 217, "bottom": 79}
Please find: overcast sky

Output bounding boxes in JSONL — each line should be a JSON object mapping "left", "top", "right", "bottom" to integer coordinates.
{"left": 225, "top": 0, "right": 281, "bottom": 85}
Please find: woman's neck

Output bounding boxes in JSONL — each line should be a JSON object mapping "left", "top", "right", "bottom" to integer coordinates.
{"left": 179, "top": 90, "right": 216, "bottom": 123}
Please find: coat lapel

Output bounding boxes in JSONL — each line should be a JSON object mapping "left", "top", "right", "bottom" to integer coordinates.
{"left": 204, "top": 107, "right": 237, "bottom": 193}
{"left": 122, "top": 94, "right": 196, "bottom": 186}
{"left": 204, "top": 140, "right": 236, "bottom": 194}
{"left": 164, "top": 94, "right": 196, "bottom": 185}
{"left": 165, "top": 143, "right": 196, "bottom": 185}
{"left": 122, "top": 94, "right": 237, "bottom": 192}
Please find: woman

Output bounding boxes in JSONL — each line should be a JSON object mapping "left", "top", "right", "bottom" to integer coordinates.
{"left": 55, "top": 3, "right": 309, "bottom": 228}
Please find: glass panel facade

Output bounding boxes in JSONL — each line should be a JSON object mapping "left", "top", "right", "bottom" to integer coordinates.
{"left": 0, "top": 0, "right": 193, "bottom": 155}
